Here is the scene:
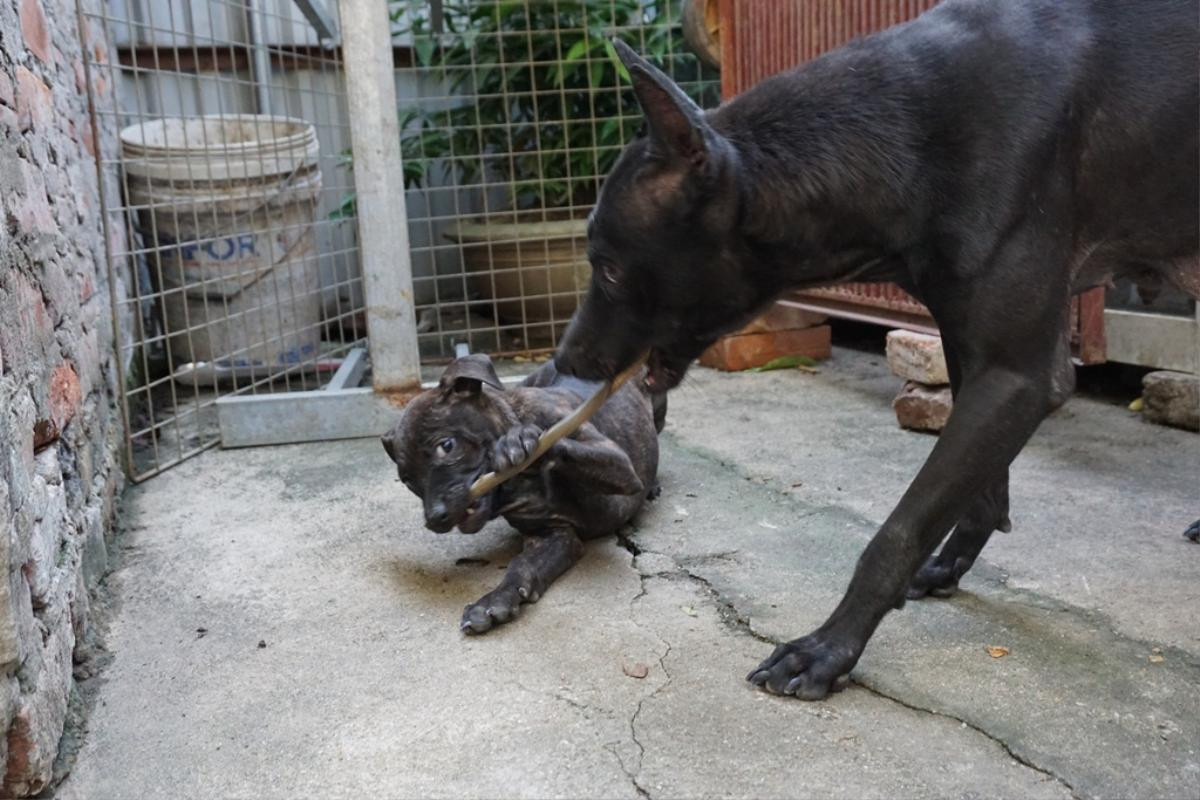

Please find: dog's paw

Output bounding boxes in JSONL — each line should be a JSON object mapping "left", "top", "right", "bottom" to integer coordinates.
{"left": 646, "top": 483, "right": 662, "bottom": 501}
{"left": 906, "top": 553, "right": 972, "bottom": 600}
{"left": 746, "top": 634, "right": 857, "bottom": 700}
{"left": 493, "top": 424, "right": 543, "bottom": 473}
{"left": 460, "top": 581, "right": 542, "bottom": 635}
{"left": 1184, "top": 519, "right": 1200, "bottom": 543}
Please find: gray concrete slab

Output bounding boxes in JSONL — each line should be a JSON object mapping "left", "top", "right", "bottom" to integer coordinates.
{"left": 60, "top": 347, "right": 1198, "bottom": 799}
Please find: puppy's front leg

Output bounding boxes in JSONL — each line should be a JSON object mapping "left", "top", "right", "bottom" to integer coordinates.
{"left": 461, "top": 528, "right": 584, "bottom": 634}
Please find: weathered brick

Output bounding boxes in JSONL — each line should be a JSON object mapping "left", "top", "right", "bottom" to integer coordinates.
{"left": 2, "top": 625, "right": 74, "bottom": 797}
{"left": 886, "top": 329, "right": 949, "bottom": 385}
{"left": 893, "top": 380, "right": 953, "bottom": 432}
{"left": 19, "top": 0, "right": 51, "bottom": 65}
{"left": 1142, "top": 370, "right": 1199, "bottom": 432}
{"left": 15, "top": 158, "right": 57, "bottom": 234}
{"left": 700, "top": 325, "right": 832, "bottom": 372}
{"left": 14, "top": 66, "right": 50, "bottom": 133}
{"left": 0, "top": 70, "right": 14, "bottom": 107}
{"left": 79, "top": 503, "right": 107, "bottom": 590}
{"left": 5, "top": 389, "right": 37, "bottom": 513}
{"left": 739, "top": 303, "right": 828, "bottom": 335}
{"left": 48, "top": 363, "right": 80, "bottom": 433}
{"left": 27, "top": 481, "right": 66, "bottom": 608}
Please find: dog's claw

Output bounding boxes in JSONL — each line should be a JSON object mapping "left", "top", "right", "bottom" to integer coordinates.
{"left": 494, "top": 424, "right": 544, "bottom": 472}
{"left": 747, "top": 635, "right": 858, "bottom": 700}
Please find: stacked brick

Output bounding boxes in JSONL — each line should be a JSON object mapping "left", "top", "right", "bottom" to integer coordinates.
{"left": 886, "top": 330, "right": 953, "bottom": 432}
{"left": 0, "top": 0, "right": 129, "bottom": 794}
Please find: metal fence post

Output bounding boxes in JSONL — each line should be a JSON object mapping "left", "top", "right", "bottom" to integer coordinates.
{"left": 341, "top": 0, "right": 421, "bottom": 391}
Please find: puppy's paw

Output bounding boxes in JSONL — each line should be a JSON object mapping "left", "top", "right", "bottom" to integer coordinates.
{"left": 493, "top": 424, "right": 543, "bottom": 473}
{"left": 1184, "top": 519, "right": 1200, "bottom": 543}
{"left": 460, "top": 582, "right": 541, "bottom": 635}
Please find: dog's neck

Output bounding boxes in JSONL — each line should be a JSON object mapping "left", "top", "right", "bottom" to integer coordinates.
{"left": 714, "top": 50, "right": 923, "bottom": 288}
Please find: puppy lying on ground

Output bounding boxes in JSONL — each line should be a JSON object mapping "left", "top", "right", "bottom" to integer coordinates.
{"left": 382, "top": 354, "right": 665, "bottom": 633}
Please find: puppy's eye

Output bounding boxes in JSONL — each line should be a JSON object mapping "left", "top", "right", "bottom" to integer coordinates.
{"left": 437, "top": 437, "right": 455, "bottom": 455}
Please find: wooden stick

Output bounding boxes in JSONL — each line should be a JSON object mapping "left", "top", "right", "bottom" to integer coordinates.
{"left": 468, "top": 353, "right": 649, "bottom": 501}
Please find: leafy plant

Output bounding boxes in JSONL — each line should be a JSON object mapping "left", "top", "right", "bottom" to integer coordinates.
{"left": 334, "top": 1, "right": 718, "bottom": 217}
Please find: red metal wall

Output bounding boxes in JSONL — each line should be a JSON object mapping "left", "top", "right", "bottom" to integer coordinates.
{"left": 717, "top": 0, "right": 1106, "bottom": 361}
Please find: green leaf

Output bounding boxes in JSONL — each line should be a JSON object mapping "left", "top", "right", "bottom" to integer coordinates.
{"left": 747, "top": 355, "right": 820, "bottom": 373}
{"left": 603, "top": 39, "right": 632, "bottom": 84}
{"left": 414, "top": 35, "right": 436, "bottom": 67}
{"left": 563, "top": 37, "right": 590, "bottom": 64}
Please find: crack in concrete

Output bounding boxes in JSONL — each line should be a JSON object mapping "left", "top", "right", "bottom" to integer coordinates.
{"left": 663, "top": 433, "right": 1199, "bottom": 667}
{"left": 847, "top": 676, "right": 1081, "bottom": 799}
{"left": 614, "top": 533, "right": 678, "bottom": 800}
{"left": 626, "top": 540, "right": 1082, "bottom": 799}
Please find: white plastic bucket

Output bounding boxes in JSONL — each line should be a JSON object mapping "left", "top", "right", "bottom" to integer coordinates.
{"left": 120, "top": 115, "right": 323, "bottom": 368}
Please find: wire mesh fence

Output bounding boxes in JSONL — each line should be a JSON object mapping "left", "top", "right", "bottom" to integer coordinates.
{"left": 387, "top": 0, "right": 720, "bottom": 366}
{"left": 83, "top": 0, "right": 364, "bottom": 480}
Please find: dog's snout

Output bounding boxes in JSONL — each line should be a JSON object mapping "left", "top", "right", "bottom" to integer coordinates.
{"left": 426, "top": 501, "right": 452, "bottom": 529}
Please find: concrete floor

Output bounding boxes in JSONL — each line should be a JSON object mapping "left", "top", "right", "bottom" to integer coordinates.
{"left": 60, "top": 345, "right": 1199, "bottom": 800}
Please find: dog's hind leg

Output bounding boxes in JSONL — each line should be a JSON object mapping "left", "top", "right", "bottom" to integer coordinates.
{"left": 460, "top": 528, "right": 584, "bottom": 634}
{"left": 907, "top": 321, "right": 1074, "bottom": 599}
{"left": 907, "top": 475, "right": 1011, "bottom": 598}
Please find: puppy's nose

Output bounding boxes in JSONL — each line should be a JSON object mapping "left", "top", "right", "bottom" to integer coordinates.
{"left": 426, "top": 502, "right": 451, "bottom": 529}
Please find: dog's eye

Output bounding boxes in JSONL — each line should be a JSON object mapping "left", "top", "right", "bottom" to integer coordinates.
{"left": 597, "top": 261, "right": 620, "bottom": 287}
{"left": 437, "top": 437, "right": 455, "bottom": 455}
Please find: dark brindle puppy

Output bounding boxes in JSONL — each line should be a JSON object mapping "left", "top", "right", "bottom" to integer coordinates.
{"left": 381, "top": 354, "right": 665, "bottom": 633}
{"left": 555, "top": 0, "right": 1199, "bottom": 700}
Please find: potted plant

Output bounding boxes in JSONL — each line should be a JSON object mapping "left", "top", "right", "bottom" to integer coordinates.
{"left": 389, "top": 0, "right": 719, "bottom": 327}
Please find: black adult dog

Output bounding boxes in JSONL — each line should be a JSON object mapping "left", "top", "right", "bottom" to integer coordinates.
{"left": 381, "top": 355, "right": 665, "bottom": 633}
{"left": 555, "top": 0, "right": 1199, "bottom": 700}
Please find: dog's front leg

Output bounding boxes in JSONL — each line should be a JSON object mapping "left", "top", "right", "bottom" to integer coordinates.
{"left": 749, "top": 361, "right": 1061, "bottom": 699}
{"left": 460, "top": 528, "right": 584, "bottom": 634}
{"left": 494, "top": 422, "right": 644, "bottom": 496}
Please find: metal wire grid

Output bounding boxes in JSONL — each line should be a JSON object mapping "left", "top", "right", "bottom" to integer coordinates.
{"left": 389, "top": 1, "right": 720, "bottom": 368}
{"left": 83, "top": 0, "right": 364, "bottom": 480}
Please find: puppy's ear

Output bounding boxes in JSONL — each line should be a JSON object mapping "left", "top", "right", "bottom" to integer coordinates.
{"left": 438, "top": 353, "right": 503, "bottom": 398}
{"left": 613, "top": 38, "right": 711, "bottom": 168}
{"left": 381, "top": 425, "right": 404, "bottom": 470}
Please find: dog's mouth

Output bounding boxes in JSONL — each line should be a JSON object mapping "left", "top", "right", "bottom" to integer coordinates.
{"left": 644, "top": 349, "right": 690, "bottom": 391}
{"left": 454, "top": 494, "right": 492, "bottom": 534}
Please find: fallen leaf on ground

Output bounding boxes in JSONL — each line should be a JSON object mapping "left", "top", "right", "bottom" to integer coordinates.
{"left": 622, "top": 662, "right": 649, "bottom": 679}
{"left": 681, "top": 605, "right": 697, "bottom": 617}
{"left": 1149, "top": 654, "right": 1165, "bottom": 663}
{"left": 1128, "top": 397, "right": 1144, "bottom": 412}
{"left": 747, "top": 354, "right": 819, "bottom": 373}
{"left": 985, "top": 645, "right": 1010, "bottom": 658}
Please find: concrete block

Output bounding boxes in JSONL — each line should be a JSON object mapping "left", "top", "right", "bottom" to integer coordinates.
{"left": 893, "top": 380, "right": 953, "bottom": 432}
{"left": 1142, "top": 371, "right": 1199, "bottom": 432}
{"left": 886, "top": 329, "right": 949, "bottom": 385}
{"left": 699, "top": 325, "right": 831, "bottom": 372}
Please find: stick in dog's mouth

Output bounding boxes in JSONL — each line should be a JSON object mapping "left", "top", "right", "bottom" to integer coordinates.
{"left": 467, "top": 351, "right": 650, "bottom": 501}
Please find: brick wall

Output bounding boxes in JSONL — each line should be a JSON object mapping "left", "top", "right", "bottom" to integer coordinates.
{"left": 0, "top": 0, "right": 128, "bottom": 795}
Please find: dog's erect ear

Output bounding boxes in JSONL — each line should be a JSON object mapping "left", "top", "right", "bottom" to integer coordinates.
{"left": 438, "top": 353, "right": 503, "bottom": 397}
{"left": 613, "top": 38, "right": 710, "bottom": 168}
